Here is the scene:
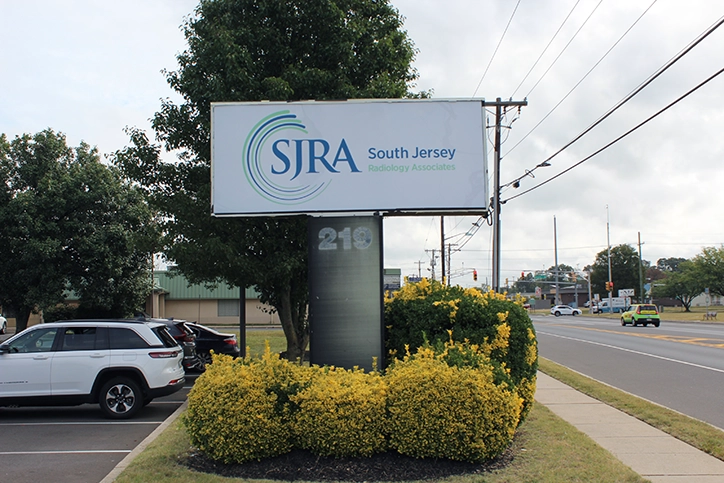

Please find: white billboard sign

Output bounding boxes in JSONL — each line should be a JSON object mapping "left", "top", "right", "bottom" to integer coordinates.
{"left": 211, "top": 100, "right": 487, "bottom": 216}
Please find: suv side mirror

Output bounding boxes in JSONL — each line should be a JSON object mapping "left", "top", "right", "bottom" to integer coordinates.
{"left": 0, "top": 344, "right": 10, "bottom": 354}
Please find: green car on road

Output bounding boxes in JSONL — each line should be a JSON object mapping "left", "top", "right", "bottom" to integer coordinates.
{"left": 621, "top": 304, "right": 661, "bottom": 327}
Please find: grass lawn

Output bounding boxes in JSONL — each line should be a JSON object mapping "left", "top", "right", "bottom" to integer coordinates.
{"left": 112, "top": 328, "right": 724, "bottom": 482}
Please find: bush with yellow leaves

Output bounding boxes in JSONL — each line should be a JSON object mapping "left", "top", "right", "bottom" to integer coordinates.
{"left": 386, "top": 341, "right": 523, "bottom": 462}
{"left": 385, "top": 279, "right": 537, "bottom": 421}
{"left": 182, "top": 348, "right": 309, "bottom": 463}
{"left": 291, "top": 366, "right": 388, "bottom": 457}
{"left": 183, "top": 340, "right": 525, "bottom": 464}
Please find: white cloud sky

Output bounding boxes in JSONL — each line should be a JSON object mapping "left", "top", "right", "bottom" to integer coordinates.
{"left": 2, "top": 0, "right": 723, "bottom": 289}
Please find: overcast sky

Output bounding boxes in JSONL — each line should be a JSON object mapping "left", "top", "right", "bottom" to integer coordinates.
{"left": 2, "top": 0, "right": 723, "bottom": 289}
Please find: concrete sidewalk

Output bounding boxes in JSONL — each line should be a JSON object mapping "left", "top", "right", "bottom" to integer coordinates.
{"left": 536, "top": 371, "right": 724, "bottom": 482}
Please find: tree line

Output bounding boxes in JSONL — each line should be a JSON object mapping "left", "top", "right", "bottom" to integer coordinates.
{"left": 510, "top": 245, "right": 724, "bottom": 311}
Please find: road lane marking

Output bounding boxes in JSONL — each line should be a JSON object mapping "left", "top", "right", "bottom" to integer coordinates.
{"left": 537, "top": 331, "right": 724, "bottom": 374}
{"left": 544, "top": 324, "right": 724, "bottom": 348}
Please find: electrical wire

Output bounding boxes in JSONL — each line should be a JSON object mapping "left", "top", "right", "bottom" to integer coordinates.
{"left": 502, "top": 12, "right": 724, "bottom": 190}
{"left": 502, "top": 64, "right": 724, "bottom": 203}
{"left": 472, "top": 0, "right": 522, "bottom": 98}
{"left": 510, "top": 0, "right": 583, "bottom": 98}
{"left": 523, "top": 0, "right": 604, "bottom": 99}
{"left": 505, "top": 0, "right": 658, "bottom": 163}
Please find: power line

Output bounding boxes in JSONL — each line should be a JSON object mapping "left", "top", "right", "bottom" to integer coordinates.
{"left": 502, "top": 12, "right": 724, "bottom": 191}
{"left": 471, "top": 0, "right": 521, "bottom": 97}
{"left": 510, "top": 0, "right": 582, "bottom": 98}
{"left": 502, "top": 64, "right": 724, "bottom": 203}
{"left": 505, "top": 0, "right": 659, "bottom": 163}
{"left": 523, "top": 0, "right": 604, "bottom": 99}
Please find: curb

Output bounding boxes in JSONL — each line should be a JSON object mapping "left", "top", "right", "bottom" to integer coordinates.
{"left": 99, "top": 400, "right": 189, "bottom": 483}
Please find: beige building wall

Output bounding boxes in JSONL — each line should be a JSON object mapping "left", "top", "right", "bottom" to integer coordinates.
{"left": 156, "top": 298, "right": 280, "bottom": 326}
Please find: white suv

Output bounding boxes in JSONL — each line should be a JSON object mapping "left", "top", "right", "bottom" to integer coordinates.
{"left": 0, "top": 319, "right": 185, "bottom": 419}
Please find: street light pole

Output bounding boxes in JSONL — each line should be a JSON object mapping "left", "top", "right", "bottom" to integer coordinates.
{"left": 607, "top": 205, "right": 613, "bottom": 309}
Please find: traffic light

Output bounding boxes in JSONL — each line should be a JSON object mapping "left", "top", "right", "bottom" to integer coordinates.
{"left": 605, "top": 281, "right": 613, "bottom": 292}
{"left": 473, "top": 269, "right": 478, "bottom": 281}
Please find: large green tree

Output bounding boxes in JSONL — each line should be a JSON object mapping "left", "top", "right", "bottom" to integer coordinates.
{"left": 113, "top": 0, "right": 422, "bottom": 361}
{"left": 0, "top": 130, "right": 158, "bottom": 331}
{"left": 651, "top": 260, "right": 701, "bottom": 311}
{"left": 589, "top": 244, "right": 648, "bottom": 299}
{"left": 692, "top": 246, "right": 724, "bottom": 297}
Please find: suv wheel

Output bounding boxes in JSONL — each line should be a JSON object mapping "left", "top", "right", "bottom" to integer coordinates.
{"left": 99, "top": 377, "right": 142, "bottom": 419}
{"left": 621, "top": 317, "right": 627, "bottom": 326}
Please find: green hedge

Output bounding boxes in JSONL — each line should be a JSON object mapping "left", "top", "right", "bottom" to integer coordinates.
{"left": 385, "top": 279, "right": 538, "bottom": 420}
{"left": 183, "top": 340, "right": 523, "bottom": 464}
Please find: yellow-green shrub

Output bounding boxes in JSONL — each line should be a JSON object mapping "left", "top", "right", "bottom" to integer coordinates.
{"left": 385, "top": 279, "right": 538, "bottom": 421}
{"left": 290, "top": 366, "right": 387, "bottom": 457}
{"left": 385, "top": 345, "right": 523, "bottom": 463}
{"left": 182, "top": 349, "right": 309, "bottom": 463}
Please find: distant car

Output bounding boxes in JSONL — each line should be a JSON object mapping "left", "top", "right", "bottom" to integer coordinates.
{"left": 621, "top": 304, "right": 660, "bottom": 327}
{"left": 0, "top": 315, "right": 6, "bottom": 335}
{"left": 551, "top": 305, "right": 582, "bottom": 316}
{"left": 150, "top": 318, "right": 198, "bottom": 372}
{"left": 185, "top": 322, "right": 241, "bottom": 369}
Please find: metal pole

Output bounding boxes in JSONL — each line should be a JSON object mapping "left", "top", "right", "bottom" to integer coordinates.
{"left": 554, "top": 216, "right": 559, "bottom": 305}
{"left": 607, "top": 206, "right": 613, "bottom": 310}
{"left": 638, "top": 232, "right": 644, "bottom": 303}
{"left": 440, "top": 216, "right": 446, "bottom": 286}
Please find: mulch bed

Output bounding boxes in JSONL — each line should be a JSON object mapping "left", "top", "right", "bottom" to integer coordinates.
{"left": 182, "top": 446, "right": 516, "bottom": 482}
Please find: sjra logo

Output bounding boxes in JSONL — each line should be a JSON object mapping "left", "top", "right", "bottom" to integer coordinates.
{"left": 243, "top": 110, "right": 361, "bottom": 204}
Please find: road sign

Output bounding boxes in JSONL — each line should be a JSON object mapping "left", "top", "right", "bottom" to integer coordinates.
{"left": 618, "top": 288, "right": 635, "bottom": 297}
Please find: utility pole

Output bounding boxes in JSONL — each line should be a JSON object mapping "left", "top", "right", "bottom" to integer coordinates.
{"left": 414, "top": 260, "right": 423, "bottom": 278}
{"left": 638, "top": 232, "right": 645, "bottom": 302}
{"left": 554, "top": 216, "right": 560, "bottom": 305}
{"left": 425, "top": 249, "right": 438, "bottom": 280}
{"left": 491, "top": 97, "right": 528, "bottom": 293}
{"left": 607, "top": 206, "right": 613, "bottom": 309}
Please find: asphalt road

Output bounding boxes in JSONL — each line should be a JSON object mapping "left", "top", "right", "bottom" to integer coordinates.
{"left": 0, "top": 372, "right": 197, "bottom": 483}
{"left": 532, "top": 314, "right": 724, "bottom": 430}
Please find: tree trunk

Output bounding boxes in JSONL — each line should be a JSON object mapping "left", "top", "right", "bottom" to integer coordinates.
{"left": 13, "top": 306, "right": 32, "bottom": 333}
{"left": 278, "top": 286, "right": 307, "bottom": 362}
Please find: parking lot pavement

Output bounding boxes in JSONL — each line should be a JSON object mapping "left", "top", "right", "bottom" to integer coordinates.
{"left": 0, "top": 375, "right": 195, "bottom": 483}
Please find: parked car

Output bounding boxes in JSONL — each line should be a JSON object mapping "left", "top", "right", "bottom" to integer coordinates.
{"left": 185, "top": 322, "right": 241, "bottom": 369}
{"left": 551, "top": 305, "right": 582, "bottom": 316}
{"left": 0, "top": 319, "right": 185, "bottom": 418}
{"left": 621, "top": 304, "right": 661, "bottom": 327}
{"left": 150, "top": 318, "right": 198, "bottom": 372}
{"left": 0, "top": 315, "right": 6, "bottom": 335}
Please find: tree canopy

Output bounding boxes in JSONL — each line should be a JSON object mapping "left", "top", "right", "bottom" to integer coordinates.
{"left": 0, "top": 130, "right": 158, "bottom": 331}
{"left": 113, "top": 0, "right": 423, "bottom": 360}
{"left": 589, "top": 244, "right": 648, "bottom": 300}
{"left": 651, "top": 260, "right": 702, "bottom": 311}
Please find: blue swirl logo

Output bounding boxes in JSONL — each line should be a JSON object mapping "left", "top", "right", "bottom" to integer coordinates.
{"left": 242, "top": 110, "right": 329, "bottom": 205}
